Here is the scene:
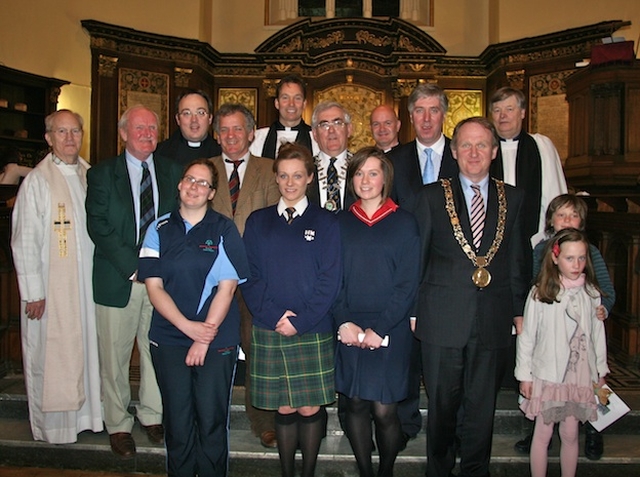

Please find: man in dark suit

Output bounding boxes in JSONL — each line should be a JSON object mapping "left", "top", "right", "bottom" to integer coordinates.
{"left": 308, "top": 101, "right": 356, "bottom": 212}
{"left": 387, "top": 83, "right": 459, "bottom": 445}
{"left": 86, "top": 105, "right": 182, "bottom": 458}
{"left": 388, "top": 83, "right": 458, "bottom": 214}
{"left": 414, "top": 117, "right": 529, "bottom": 477}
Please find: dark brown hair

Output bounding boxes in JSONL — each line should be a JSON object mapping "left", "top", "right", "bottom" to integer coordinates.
{"left": 182, "top": 158, "right": 219, "bottom": 191}
{"left": 347, "top": 146, "right": 394, "bottom": 203}
{"left": 544, "top": 193, "right": 588, "bottom": 236}
{"left": 276, "top": 75, "right": 307, "bottom": 98}
{"left": 535, "top": 228, "right": 600, "bottom": 304}
{"left": 273, "top": 142, "right": 315, "bottom": 176}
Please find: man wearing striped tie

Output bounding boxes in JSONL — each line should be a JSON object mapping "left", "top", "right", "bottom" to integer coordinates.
{"left": 209, "top": 103, "right": 280, "bottom": 448}
{"left": 86, "top": 105, "right": 182, "bottom": 458}
{"left": 413, "top": 117, "right": 530, "bottom": 477}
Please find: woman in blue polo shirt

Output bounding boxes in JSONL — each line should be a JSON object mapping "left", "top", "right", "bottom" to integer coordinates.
{"left": 138, "top": 158, "right": 249, "bottom": 477}
{"left": 242, "top": 143, "right": 341, "bottom": 477}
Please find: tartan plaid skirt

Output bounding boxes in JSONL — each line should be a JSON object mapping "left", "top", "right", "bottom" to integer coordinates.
{"left": 250, "top": 326, "right": 335, "bottom": 410}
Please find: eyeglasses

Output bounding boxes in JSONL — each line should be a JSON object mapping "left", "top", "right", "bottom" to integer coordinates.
{"left": 316, "top": 119, "right": 346, "bottom": 130}
{"left": 179, "top": 109, "right": 209, "bottom": 118}
{"left": 182, "top": 175, "right": 213, "bottom": 189}
{"left": 50, "top": 128, "right": 82, "bottom": 136}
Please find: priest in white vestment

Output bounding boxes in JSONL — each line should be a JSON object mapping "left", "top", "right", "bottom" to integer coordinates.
{"left": 11, "top": 109, "right": 103, "bottom": 444}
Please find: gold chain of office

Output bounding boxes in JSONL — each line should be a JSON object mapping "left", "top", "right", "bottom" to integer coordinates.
{"left": 440, "top": 178, "right": 507, "bottom": 288}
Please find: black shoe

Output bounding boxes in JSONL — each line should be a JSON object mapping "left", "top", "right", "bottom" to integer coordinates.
{"left": 514, "top": 433, "right": 552, "bottom": 453}
{"left": 585, "top": 425, "right": 603, "bottom": 460}
{"left": 399, "top": 433, "right": 414, "bottom": 452}
{"left": 514, "top": 434, "right": 532, "bottom": 454}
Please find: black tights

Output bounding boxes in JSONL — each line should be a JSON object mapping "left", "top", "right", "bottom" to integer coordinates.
{"left": 275, "top": 408, "right": 327, "bottom": 477}
{"left": 345, "top": 396, "right": 402, "bottom": 477}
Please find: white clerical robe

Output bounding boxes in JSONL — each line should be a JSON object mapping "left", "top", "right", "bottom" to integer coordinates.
{"left": 499, "top": 133, "right": 568, "bottom": 246}
{"left": 250, "top": 126, "right": 320, "bottom": 158}
{"left": 11, "top": 154, "right": 103, "bottom": 443}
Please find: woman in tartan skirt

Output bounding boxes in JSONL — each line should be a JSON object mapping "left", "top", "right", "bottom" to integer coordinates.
{"left": 242, "top": 143, "right": 342, "bottom": 477}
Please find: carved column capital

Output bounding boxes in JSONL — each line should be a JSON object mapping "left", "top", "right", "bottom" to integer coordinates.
{"left": 392, "top": 79, "right": 419, "bottom": 99}
{"left": 506, "top": 69, "right": 525, "bottom": 90}
{"left": 262, "top": 79, "right": 279, "bottom": 98}
{"left": 49, "top": 87, "right": 62, "bottom": 105}
{"left": 98, "top": 55, "right": 118, "bottom": 78}
{"left": 174, "top": 67, "right": 193, "bottom": 88}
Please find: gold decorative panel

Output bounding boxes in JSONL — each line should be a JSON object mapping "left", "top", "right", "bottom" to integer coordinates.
{"left": 218, "top": 88, "right": 258, "bottom": 119}
{"left": 118, "top": 68, "right": 169, "bottom": 150}
{"left": 314, "top": 84, "right": 384, "bottom": 152}
{"left": 444, "top": 90, "right": 483, "bottom": 138}
{"left": 529, "top": 71, "right": 573, "bottom": 161}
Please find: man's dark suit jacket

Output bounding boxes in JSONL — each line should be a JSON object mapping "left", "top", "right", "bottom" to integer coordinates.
{"left": 413, "top": 175, "right": 530, "bottom": 350}
{"left": 387, "top": 138, "right": 458, "bottom": 213}
{"left": 86, "top": 153, "right": 182, "bottom": 308}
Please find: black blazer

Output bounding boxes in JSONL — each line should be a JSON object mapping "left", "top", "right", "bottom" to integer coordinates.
{"left": 412, "top": 175, "right": 530, "bottom": 350}
{"left": 388, "top": 138, "right": 458, "bottom": 214}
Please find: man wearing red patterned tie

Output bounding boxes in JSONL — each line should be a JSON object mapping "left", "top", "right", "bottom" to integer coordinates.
{"left": 209, "top": 103, "right": 280, "bottom": 448}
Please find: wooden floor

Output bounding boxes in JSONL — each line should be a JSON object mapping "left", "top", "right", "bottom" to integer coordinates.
{"left": 0, "top": 467, "right": 162, "bottom": 476}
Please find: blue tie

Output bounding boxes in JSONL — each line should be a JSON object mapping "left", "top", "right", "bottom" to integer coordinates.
{"left": 422, "top": 147, "right": 434, "bottom": 184}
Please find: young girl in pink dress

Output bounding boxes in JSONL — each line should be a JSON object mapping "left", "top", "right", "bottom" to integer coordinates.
{"left": 515, "top": 228, "right": 609, "bottom": 477}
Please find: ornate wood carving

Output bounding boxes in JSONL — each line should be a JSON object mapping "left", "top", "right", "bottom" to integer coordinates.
{"left": 98, "top": 55, "right": 118, "bottom": 78}
{"left": 565, "top": 64, "right": 640, "bottom": 191}
{"left": 173, "top": 67, "right": 193, "bottom": 88}
{"left": 506, "top": 69, "right": 525, "bottom": 90}
{"left": 262, "top": 79, "right": 278, "bottom": 98}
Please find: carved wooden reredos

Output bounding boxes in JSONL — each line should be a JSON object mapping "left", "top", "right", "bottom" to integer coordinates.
{"left": 82, "top": 17, "right": 628, "bottom": 162}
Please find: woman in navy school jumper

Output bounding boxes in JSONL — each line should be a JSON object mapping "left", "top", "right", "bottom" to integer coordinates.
{"left": 333, "top": 147, "right": 420, "bottom": 477}
{"left": 138, "top": 158, "right": 250, "bottom": 477}
{"left": 242, "top": 142, "right": 342, "bottom": 477}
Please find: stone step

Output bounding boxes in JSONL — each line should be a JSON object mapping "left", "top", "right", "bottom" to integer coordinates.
{"left": 2, "top": 389, "right": 639, "bottom": 435}
{"left": 0, "top": 394, "right": 639, "bottom": 476}
{"left": 0, "top": 415, "right": 638, "bottom": 476}
{"left": 1, "top": 381, "right": 639, "bottom": 476}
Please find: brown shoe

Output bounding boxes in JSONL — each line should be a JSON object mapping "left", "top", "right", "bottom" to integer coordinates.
{"left": 109, "top": 432, "right": 136, "bottom": 458}
{"left": 143, "top": 424, "right": 165, "bottom": 444}
{"left": 260, "top": 430, "right": 277, "bottom": 448}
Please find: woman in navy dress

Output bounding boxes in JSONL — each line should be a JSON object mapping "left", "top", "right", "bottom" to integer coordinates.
{"left": 334, "top": 147, "right": 420, "bottom": 477}
{"left": 242, "top": 142, "right": 342, "bottom": 477}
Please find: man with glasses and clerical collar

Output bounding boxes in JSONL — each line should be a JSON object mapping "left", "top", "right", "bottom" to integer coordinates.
{"left": 156, "top": 90, "right": 221, "bottom": 166}
{"left": 250, "top": 75, "right": 318, "bottom": 159}
{"left": 309, "top": 101, "right": 356, "bottom": 212}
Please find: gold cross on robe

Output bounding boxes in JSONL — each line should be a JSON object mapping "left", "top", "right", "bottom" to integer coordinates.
{"left": 53, "top": 203, "right": 71, "bottom": 257}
